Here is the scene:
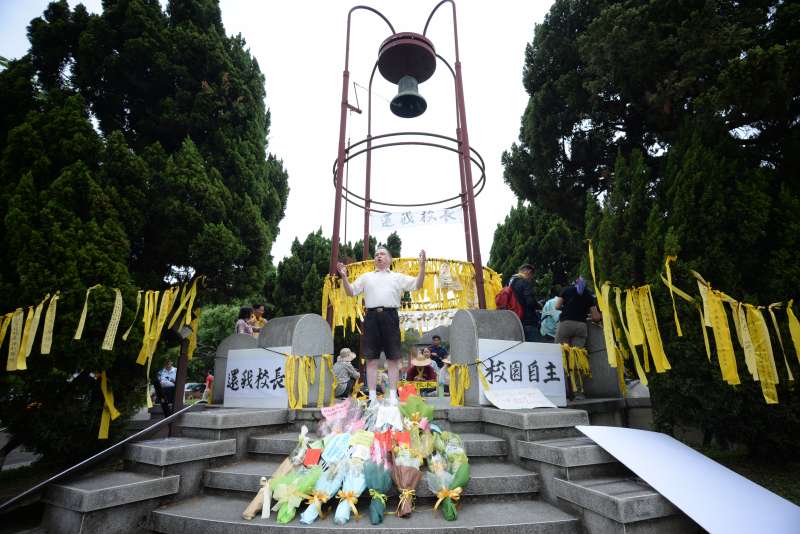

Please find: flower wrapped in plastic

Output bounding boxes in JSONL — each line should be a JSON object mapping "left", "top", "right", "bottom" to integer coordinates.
{"left": 392, "top": 443, "right": 423, "bottom": 517}
{"left": 364, "top": 429, "right": 393, "bottom": 524}
{"left": 317, "top": 397, "right": 364, "bottom": 437}
{"left": 299, "top": 466, "right": 344, "bottom": 524}
{"left": 271, "top": 465, "right": 322, "bottom": 524}
{"left": 435, "top": 431, "right": 468, "bottom": 470}
{"left": 334, "top": 458, "right": 367, "bottom": 524}
{"left": 399, "top": 394, "right": 434, "bottom": 427}
{"left": 426, "top": 452, "right": 470, "bottom": 521}
{"left": 242, "top": 426, "right": 310, "bottom": 521}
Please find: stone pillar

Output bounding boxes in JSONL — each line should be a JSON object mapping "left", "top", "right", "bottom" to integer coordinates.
{"left": 449, "top": 309, "right": 524, "bottom": 406}
{"left": 258, "top": 314, "right": 334, "bottom": 407}
{"left": 581, "top": 321, "right": 622, "bottom": 398}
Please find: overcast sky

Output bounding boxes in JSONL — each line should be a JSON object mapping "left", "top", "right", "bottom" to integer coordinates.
{"left": 0, "top": 0, "right": 553, "bottom": 266}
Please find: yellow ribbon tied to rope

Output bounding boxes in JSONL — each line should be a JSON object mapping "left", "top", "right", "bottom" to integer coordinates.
{"left": 336, "top": 490, "right": 360, "bottom": 519}
{"left": 787, "top": 300, "right": 800, "bottom": 368}
{"left": 745, "top": 305, "right": 780, "bottom": 404}
{"left": 122, "top": 290, "right": 142, "bottom": 341}
{"left": 766, "top": 303, "right": 793, "bottom": 382}
{"left": 434, "top": 487, "right": 463, "bottom": 511}
{"left": 285, "top": 356, "right": 301, "bottom": 409}
{"left": 40, "top": 292, "right": 59, "bottom": 354}
{"left": 74, "top": 285, "right": 101, "bottom": 340}
{"left": 98, "top": 371, "right": 121, "bottom": 439}
{"left": 5, "top": 309, "right": 24, "bottom": 371}
{"left": 101, "top": 288, "right": 124, "bottom": 351}
{"left": 16, "top": 295, "right": 48, "bottom": 371}
{"left": 664, "top": 256, "right": 683, "bottom": 336}
{"left": 448, "top": 363, "right": 470, "bottom": 406}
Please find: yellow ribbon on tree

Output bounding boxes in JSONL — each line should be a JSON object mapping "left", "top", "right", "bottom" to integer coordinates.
{"left": 98, "top": 371, "right": 121, "bottom": 439}
{"left": 336, "top": 490, "right": 360, "bottom": 518}
{"left": 101, "top": 288, "right": 124, "bottom": 351}
{"left": 41, "top": 292, "right": 59, "bottom": 354}
{"left": 74, "top": 284, "right": 101, "bottom": 340}
{"left": 434, "top": 487, "right": 463, "bottom": 510}
{"left": 448, "top": 363, "right": 470, "bottom": 406}
{"left": 5, "top": 309, "right": 24, "bottom": 371}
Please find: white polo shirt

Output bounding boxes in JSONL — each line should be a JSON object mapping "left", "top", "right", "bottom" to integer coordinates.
{"left": 351, "top": 270, "right": 418, "bottom": 308}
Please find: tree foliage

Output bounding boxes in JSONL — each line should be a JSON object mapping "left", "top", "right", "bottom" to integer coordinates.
{"left": 497, "top": 0, "right": 800, "bottom": 458}
{"left": 0, "top": 0, "right": 287, "bottom": 461}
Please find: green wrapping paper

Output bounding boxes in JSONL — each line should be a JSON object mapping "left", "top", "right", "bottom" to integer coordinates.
{"left": 272, "top": 466, "right": 322, "bottom": 524}
{"left": 364, "top": 461, "right": 392, "bottom": 524}
{"left": 435, "top": 462, "right": 470, "bottom": 521}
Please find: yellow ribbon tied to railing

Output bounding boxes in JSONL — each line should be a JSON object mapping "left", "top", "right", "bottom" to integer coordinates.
{"left": 98, "top": 371, "right": 121, "bottom": 439}
{"left": 434, "top": 487, "right": 463, "bottom": 511}
{"left": 336, "top": 490, "right": 360, "bottom": 519}
{"left": 448, "top": 363, "right": 470, "bottom": 406}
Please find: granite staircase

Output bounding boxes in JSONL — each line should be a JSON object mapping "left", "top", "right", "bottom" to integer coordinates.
{"left": 38, "top": 405, "right": 699, "bottom": 534}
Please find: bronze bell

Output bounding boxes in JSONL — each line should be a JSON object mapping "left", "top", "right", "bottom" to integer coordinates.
{"left": 390, "top": 75, "right": 427, "bottom": 118}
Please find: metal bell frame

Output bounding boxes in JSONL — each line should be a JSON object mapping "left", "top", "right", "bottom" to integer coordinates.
{"left": 327, "top": 1, "right": 488, "bottom": 317}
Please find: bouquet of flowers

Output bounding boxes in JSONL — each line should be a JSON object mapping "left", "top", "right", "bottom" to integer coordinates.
{"left": 364, "top": 430, "right": 393, "bottom": 524}
{"left": 429, "top": 431, "right": 471, "bottom": 520}
{"left": 271, "top": 465, "right": 322, "bottom": 524}
{"left": 334, "top": 458, "right": 367, "bottom": 524}
{"left": 242, "top": 425, "right": 310, "bottom": 521}
{"left": 391, "top": 441, "right": 423, "bottom": 517}
{"left": 299, "top": 465, "right": 344, "bottom": 524}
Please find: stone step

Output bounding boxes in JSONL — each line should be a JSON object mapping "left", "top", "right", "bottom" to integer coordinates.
{"left": 518, "top": 437, "right": 617, "bottom": 467}
{"left": 151, "top": 494, "right": 579, "bottom": 533}
{"left": 43, "top": 471, "right": 180, "bottom": 512}
{"left": 248, "top": 431, "right": 508, "bottom": 458}
{"left": 204, "top": 459, "right": 538, "bottom": 498}
{"left": 481, "top": 408, "right": 589, "bottom": 430}
{"left": 554, "top": 476, "right": 682, "bottom": 524}
{"left": 125, "top": 437, "right": 236, "bottom": 466}
{"left": 178, "top": 408, "right": 290, "bottom": 430}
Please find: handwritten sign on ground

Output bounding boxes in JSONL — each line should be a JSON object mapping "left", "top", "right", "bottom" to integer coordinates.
{"left": 484, "top": 387, "right": 557, "bottom": 410}
{"left": 224, "top": 347, "right": 291, "bottom": 408}
{"left": 477, "top": 339, "right": 566, "bottom": 407}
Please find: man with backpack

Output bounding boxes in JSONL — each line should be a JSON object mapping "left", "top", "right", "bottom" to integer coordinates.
{"left": 496, "top": 264, "right": 541, "bottom": 342}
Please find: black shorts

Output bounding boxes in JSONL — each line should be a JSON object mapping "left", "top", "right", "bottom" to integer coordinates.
{"left": 362, "top": 307, "right": 402, "bottom": 360}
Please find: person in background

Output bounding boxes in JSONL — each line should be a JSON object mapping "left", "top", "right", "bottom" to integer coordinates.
{"left": 249, "top": 303, "right": 267, "bottom": 337}
{"left": 334, "top": 348, "right": 360, "bottom": 399}
{"left": 556, "top": 276, "right": 601, "bottom": 348}
{"left": 438, "top": 356, "right": 451, "bottom": 395}
{"left": 158, "top": 359, "right": 177, "bottom": 404}
{"left": 406, "top": 348, "right": 437, "bottom": 395}
{"left": 539, "top": 288, "right": 562, "bottom": 342}
{"left": 202, "top": 369, "right": 214, "bottom": 402}
{"left": 235, "top": 307, "right": 254, "bottom": 335}
{"left": 511, "top": 264, "right": 542, "bottom": 342}
{"left": 427, "top": 334, "right": 448, "bottom": 368}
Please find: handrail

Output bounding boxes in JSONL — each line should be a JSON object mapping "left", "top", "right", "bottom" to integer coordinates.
{"left": 0, "top": 401, "right": 208, "bottom": 513}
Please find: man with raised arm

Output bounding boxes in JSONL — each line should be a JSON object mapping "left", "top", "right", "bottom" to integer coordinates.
{"left": 337, "top": 247, "right": 427, "bottom": 404}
